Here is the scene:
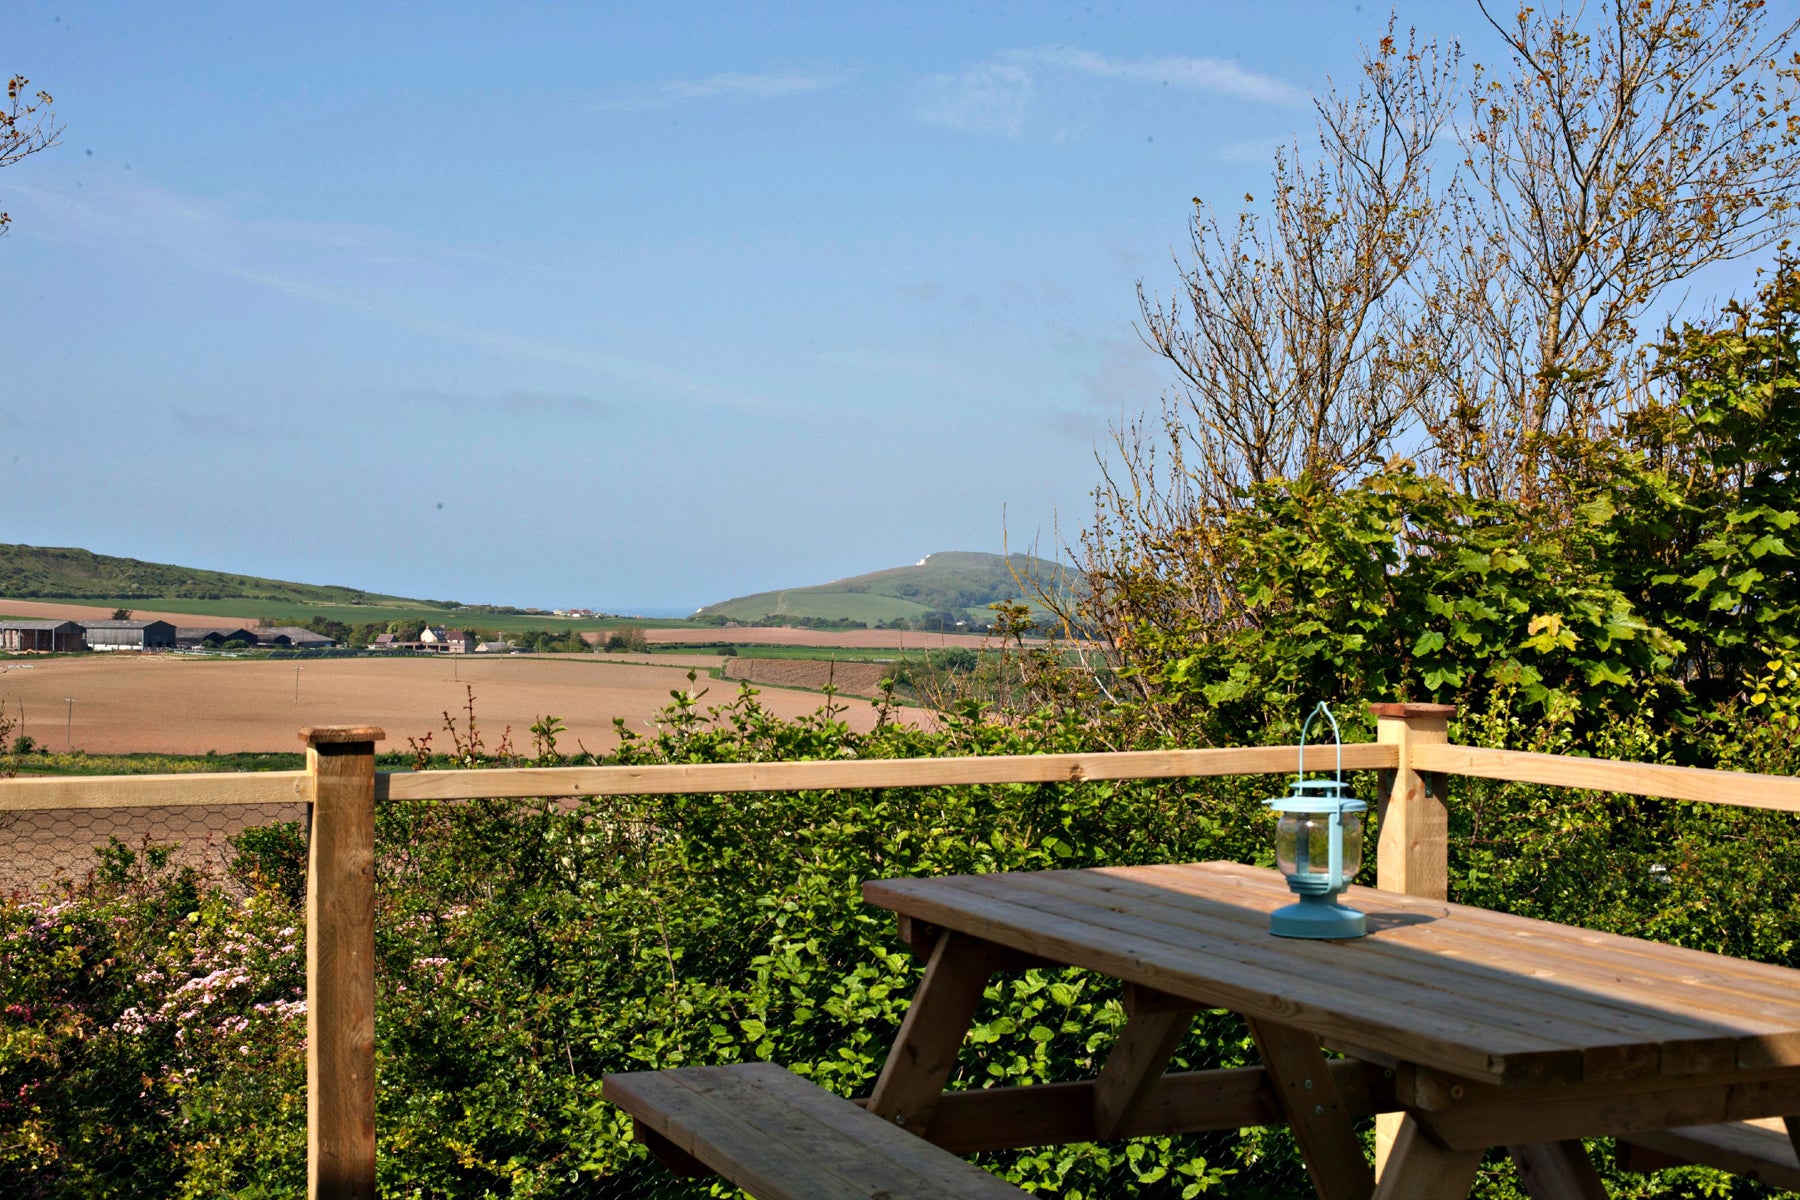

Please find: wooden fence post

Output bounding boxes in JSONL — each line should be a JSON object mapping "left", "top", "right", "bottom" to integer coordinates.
{"left": 302, "top": 725, "right": 384, "bottom": 1200}
{"left": 1370, "top": 702, "right": 1453, "bottom": 900}
{"left": 1368, "top": 702, "right": 1452, "bottom": 1180}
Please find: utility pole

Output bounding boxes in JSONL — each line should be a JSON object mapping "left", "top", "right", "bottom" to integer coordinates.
{"left": 63, "top": 697, "right": 74, "bottom": 748}
{"left": 295, "top": 665, "right": 303, "bottom": 703}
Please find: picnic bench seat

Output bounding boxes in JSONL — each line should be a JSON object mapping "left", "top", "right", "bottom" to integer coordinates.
{"left": 603, "top": 1061, "right": 1029, "bottom": 1199}
{"left": 1619, "top": 1119, "right": 1800, "bottom": 1190}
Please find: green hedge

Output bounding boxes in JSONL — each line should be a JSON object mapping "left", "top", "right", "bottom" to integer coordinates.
{"left": 3, "top": 686, "right": 1794, "bottom": 1198}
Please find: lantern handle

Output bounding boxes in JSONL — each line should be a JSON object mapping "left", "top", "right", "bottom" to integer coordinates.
{"left": 1297, "top": 701, "right": 1343, "bottom": 784}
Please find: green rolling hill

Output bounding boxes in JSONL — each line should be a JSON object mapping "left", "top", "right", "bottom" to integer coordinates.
{"left": 0, "top": 543, "right": 414, "bottom": 606}
{"left": 696, "top": 551, "right": 1077, "bottom": 628}
{"left": 0, "top": 544, "right": 667, "bottom": 634}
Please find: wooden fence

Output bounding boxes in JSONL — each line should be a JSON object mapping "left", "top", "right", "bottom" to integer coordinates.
{"left": 3, "top": 703, "right": 1799, "bottom": 1198}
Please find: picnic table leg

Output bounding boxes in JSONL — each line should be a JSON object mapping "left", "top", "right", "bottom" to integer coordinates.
{"left": 1245, "top": 1018, "right": 1375, "bottom": 1200}
{"left": 867, "top": 929, "right": 996, "bottom": 1136}
{"left": 1507, "top": 1141, "right": 1607, "bottom": 1200}
{"left": 1092, "top": 984, "right": 1200, "bottom": 1140}
{"left": 1372, "top": 1115, "right": 1483, "bottom": 1200}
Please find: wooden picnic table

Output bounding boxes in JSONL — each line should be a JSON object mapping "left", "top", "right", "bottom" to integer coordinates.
{"left": 861, "top": 860, "right": 1800, "bottom": 1200}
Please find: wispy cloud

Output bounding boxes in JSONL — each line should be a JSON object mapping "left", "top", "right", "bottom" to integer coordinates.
{"left": 395, "top": 388, "right": 614, "bottom": 419}
{"left": 10, "top": 177, "right": 786, "bottom": 418}
{"left": 595, "top": 67, "right": 857, "bottom": 112}
{"left": 1215, "top": 135, "right": 1292, "bottom": 164}
{"left": 915, "top": 46, "right": 1305, "bottom": 136}
{"left": 171, "top": 407, "right": 266, "bottom": 442}
{"left": 1027, "top": 47, "right": 1307, "bottom": 106}
{"left": 914, "top": 62, "right": 1034, "bottom": 136}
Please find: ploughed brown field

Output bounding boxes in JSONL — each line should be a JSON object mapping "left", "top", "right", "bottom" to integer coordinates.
{"left": 0, "top": 654, "right": 917, "bottom": 757}
{"left": 721, "top": 657, "right": 890, "bottom": 696}
{"left": 0, "top": 598, "right": 1013, "bottom": 650}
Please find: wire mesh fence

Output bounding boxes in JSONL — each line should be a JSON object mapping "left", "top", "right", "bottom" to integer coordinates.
{"left": 1, "top": 784, "right": 1792, "bottom": 1198}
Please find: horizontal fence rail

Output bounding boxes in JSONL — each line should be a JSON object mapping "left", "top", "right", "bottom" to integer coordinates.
{"left": 0, "top": 769, "right": 308, "bottom": 810}
{"left": 6, "top": 744, "right": 1800, "bottom": 813}
{"left": 1410, "top": 744, "right": 1800, "bottom": 814}
{"left": 377, "top": 743, "right": 1398, "bottom": 801}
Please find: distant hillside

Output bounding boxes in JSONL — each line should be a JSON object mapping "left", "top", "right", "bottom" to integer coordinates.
{"left": 0, "top": 544, "right": 415, "bottom": 605}
{"left": 696, "top": 552, "right": 1077, "bottom": 629}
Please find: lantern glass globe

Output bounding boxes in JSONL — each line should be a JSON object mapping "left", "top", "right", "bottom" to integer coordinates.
{"left": 1274, "top": 811, "right": 1365, "bottom": 881}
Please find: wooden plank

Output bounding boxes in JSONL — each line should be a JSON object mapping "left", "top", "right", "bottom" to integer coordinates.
{"left": 304, "top": 727, "right": 382, "bottom": 1200}
{"left": 0, "top": 770, "right": 308, "bottom": 810}
{"left": 1405, "top": 1069, "right": 1800, "bottom": 1151}
{"left": 1507, "top": 1142, "right": 1607, "bottom": 1200}
{"left": 1247, "top": 1018, "right": 1375, "bottom": 1200}
{"left": 606, "top": 1063, "right": 1029, "bottom": 1199}
{"left": 1090, "top": 985, "right": 1197, "bottom": 1139}
{"left": 863, "top": 870, "right": 1573, "bottom": 1087}
{"left": 908, "top": 1060, "right": 1396, "bottom": 1153}
{"left": 1411, "top": 743, "right": 1800, "bottom": 814}
{"left": 610, "top": 1067, "right": 929, "bottom": 1198}
{"left": 867, "top": 930, "right": 997, "bottom": 1135}
{"left": 377, "top": 742, "right": 1398, "bottom": 801}
{"left": 1372, "top": 1116, "right": 1483, "bottom": 1200}
{"left": 1127, "top": 864, "right": 1800, "bottom": 1080}
{"left": 1620, "top": 1118, "right": 1800, "bottom": 1189}
{"left": 1131, "top": 862, "right": 1800, "bottom": 1072}
{"left": 1060, "top": 866, "right": 1752, "bottom": 1081}
{"left": 615, "top": 1072, "right": 824, "bottom": 1200}
{"left": 920, "top": 868, "right": 1595, "bottom": 1082}
{"left": 714, "top": 1064, "right": 1029, "bottom": 1198}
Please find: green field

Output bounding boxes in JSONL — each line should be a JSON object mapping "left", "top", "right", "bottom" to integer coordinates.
{"left": 697, "top": 551, "right": 1073, "bottom": 626}
{"left": 708, "top": 591, "right": 933, "bottom": 625}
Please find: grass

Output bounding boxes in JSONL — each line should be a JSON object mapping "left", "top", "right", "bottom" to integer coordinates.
{"left": 0, "top": 747, "right": 583, "bottom": 776}
{"left": 703, "top": 591, "right": 931, "bottom": 624}
{"left": 1, "top": 750, "right": 308, "bottom": 776}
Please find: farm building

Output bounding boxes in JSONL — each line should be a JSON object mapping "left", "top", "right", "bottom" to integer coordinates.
{"left": 80, "top": 620, "right": 177, "bottom": 651}
{"left": 0, "top": 620, "right": 86, "bottom": 652}
{"left": 175, "top": 626, "right": 260, "bottom": 649}
{"left": 420, "top": 627, "right": 475, "bottom": 653}
{"left": 257, "top": 626, "right": 338, "bottom": 649}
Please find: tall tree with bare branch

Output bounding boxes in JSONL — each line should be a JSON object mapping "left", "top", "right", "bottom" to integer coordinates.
{"left": 1073, "top": 1, "right": 1800, "bottom": 718}
{"left": 0, "top": 74, "right": 58, "bottom": 237}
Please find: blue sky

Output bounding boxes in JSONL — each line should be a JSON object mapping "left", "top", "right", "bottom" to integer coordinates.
{"left": 6, "top": 1, "right": 1439, "bottom": 614}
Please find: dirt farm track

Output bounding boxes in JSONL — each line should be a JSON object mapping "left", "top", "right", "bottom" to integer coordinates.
{"left": 0, "top": 654, "right": 913, "bottom": 757}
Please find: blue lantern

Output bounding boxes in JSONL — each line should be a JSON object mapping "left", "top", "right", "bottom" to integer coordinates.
{"left": 1265, "top": 702, "right": 1368, "bottom": 939}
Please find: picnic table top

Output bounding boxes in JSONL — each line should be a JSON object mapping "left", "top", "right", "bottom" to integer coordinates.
{"left": 862, "top": 860, "right": 1800, "bottom": 1091}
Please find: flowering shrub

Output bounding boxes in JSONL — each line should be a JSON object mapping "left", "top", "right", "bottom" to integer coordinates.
{"left": 0, "top": 837, "right": 306, "bottom": 1198}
